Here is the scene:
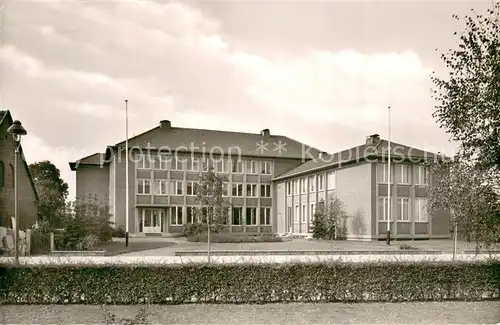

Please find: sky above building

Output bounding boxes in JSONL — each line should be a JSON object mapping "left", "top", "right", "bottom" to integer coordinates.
{"left": 1, "top": 0, "right": 494, "bottom": 199}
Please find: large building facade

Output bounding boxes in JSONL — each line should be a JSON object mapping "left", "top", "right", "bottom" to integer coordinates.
{"left": 70, "top": 121, "right": 451, "bottom": 240}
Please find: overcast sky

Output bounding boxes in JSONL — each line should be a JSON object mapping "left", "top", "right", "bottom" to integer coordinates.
{"left": 1, "top": 0, "right": 494, "bottom": 199}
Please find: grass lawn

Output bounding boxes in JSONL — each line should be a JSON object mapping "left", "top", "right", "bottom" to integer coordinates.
{"left": 94, "top": 241, "right": 177, "bottom": 256}
{"left": 2, "top": 302, "right": 499, "bottom": 324}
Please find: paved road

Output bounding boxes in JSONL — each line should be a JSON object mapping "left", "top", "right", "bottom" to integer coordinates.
{"left": 2, "top": 302, "right": 499, "bottom": 324}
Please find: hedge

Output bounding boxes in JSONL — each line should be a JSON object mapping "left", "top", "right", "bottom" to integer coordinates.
{"left": 0, "top": 262, "right": 499, "bottom": 304}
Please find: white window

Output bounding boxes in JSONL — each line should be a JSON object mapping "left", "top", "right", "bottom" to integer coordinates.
{"left": 302, "top": 204, "right": 307, "bottom": 223}
{"left": 294, "top": 180, "right": 299, "bottom": 194}
{"left": 245, "top": 160, "right": 258, "bottom": 174}
{"left": 415, "top": 166, "right": 428, "bottom": 185}
{"left": 246, "top": 207, "right": 257, "bottom": 225}
{"left": 318, "top": 174, "right": 324, "bottom": 191}
{"left": 232, "top": 159, "right": 243, "bottom": 173}
{"left": 301, "top": 178, "right": 307, "bottom": 193}
{"left": 246, "top": 183, "right": 257, "bottom": 197}
{"left": 186, "top": 206, "right": 197, "bottom": 224}
{"left": 153, "top": 180, "right": 167, "bottom": 195}
{"left": 378, "top": 163, "right": 395, "bottom": 183}
{"left": 186, "top": 181, "right": 198, "bottom": 196}
{"left": 309, "top": 176, "right": 316, "bottom": 192}
{"left": 232, "top": 207, "right": 243, "bottom": 225}
{"left": 138, "top": 154, "right": 153, "bottom": 169}
{"left": 261, "top": 161, "right": 272, "bottom": 175}
{"left": 397, "top": 197, "right": 410, "bottom": 221}
{"left": 327, "top": 172, "right": 335, "bottom": 190}
{"left": 260, "top": 207, "right": 271, "bottom": 225}
{"left": 414, "top": 198, "right": 428, "bottom": 222}
{"left": 310, "top": 202, "right": 316, "bottom": 221}
{"left": 169, "top": 181, "right": 183, "bottom": 195}
{"left": 185, "top": 157, "right": 199, "bottom": 172}
{"left": 170, "top": 156, "right": 185, "bottom": 171}
{"left": 378, "top": 197, "right": 394, "bottom": 221}
{"left": 137, "top": 179, "right": 151, "bottom": 194}
{"left": 214, "top": 158, "right": 227, "bottom": 173}
{"left": 260, "top": 184, "right": 271, "bottom": 197}
{"left": 232, "top": 183, "right": 243, "bottom": 197}
{"left": 222, "top": 182, "right": 229, "bottom": 196}
{"left": 295, "top": 205, "right": 299, "bottom": 223}
{"left": 202, "top": 157, "right": 213, "bottom": 171}
{"left": 170, "top": 206, "right": 183, "bottom": 225}
{"left": 154, "top": 154, "right": 170, "bottom": 170}
{"left": 396, "top": 165, "right": 411, "bottom": 184}
{"left": 286, "top": 182, "right": 291, "bottom": 196}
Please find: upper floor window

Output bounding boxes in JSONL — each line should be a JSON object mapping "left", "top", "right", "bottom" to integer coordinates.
{"left": 232, "top": 159, "right": 243, "bottom": 173}
{"left": 318, "top": 174, "right": 324, "bottom": 191}
{"left": 414, "top": 198, "right": 428, "bottom": 222}
{"left": 232, "top": 183, "right": 244, "bottom": 197}
{"left": 138, "top": 154, "right": 153, "bottom": 169}
{"left": 309, "top": 176, "right": 316, "bottom": 192}
{"left": 286, "top": 181, "right": 291, "bottom": 196}
{"left": 245, "top": 160, "right": 258, "bottom": 174}
{"left": 378, "top": 196, "right": 394, "bottom": 221}
{"left": 169, "top": 180, "right": 183, "bottom": 195}
{"left": 153, "top": 180, "right": 167, "bottom": 195}
{"left": 214, "top": 158, "right": 228, "bottom": 173}
{"left": 301, "top": 178, "right": 307, "bottom": 193}
{"left": 414, "top": 166, "right": 428, "bottom": 185}
{"left": 222, "top": 182, "right": 229, "bottom": 196}
{"left": 396, "top": 165, "right": 411, "bottom": 184}
{"left": 377, "top": 163, "right": 394, "bottom": 183}
{"left": 185, "top": 157, "right": 200, "bottom": 172}
{"left": 294, "top": 180, "right": 299, "bottom": 195}
{"left": 155, "top": 155, "right": 170, "bottom": 170}
{"left": 261, "top": 184, "right": 271, "bottom": 197}
{"left": 246, "top": 183, "right": 258, "bottom": 197}
{"left": 261, "top": 161, "right": 272, "bottom": 175}
{"left": 186, "top": 181, "right": 198, "bottom": 196}
{"left": 202, "top": 157, "right": 214, "bottom": 172}
{"left": 396, "top": 197, "right": 410, "bottom": 221}
{"left": 327, "top": 172, "right": 335, "bottom": 190}
{"left": 137, "top": 179, "right": 151, "bottom": 194}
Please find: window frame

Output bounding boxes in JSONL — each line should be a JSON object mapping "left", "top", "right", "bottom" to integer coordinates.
{"left": 169, "top": 180, "right": 184, "bottom": 196}
{"left": 301, "top": 178, "right": 307, "bottom": 193}
{"left": 301, "top": 204, "right": 307, "bottom": 223}
{"left": 232, "top": 206, "right": 243, "bottom": 225}
{"left": 153, "top": 180, "right": 168, "bottom": 195}
{"left": 378, "top": 196, "right": 394, "bottom": 221}
{"left": 396, "top": 197, "right": 410, "bottom": 222}
{"left": 246, "top": 183, "right": 258, "bottom": 197}
{"left": 318, "top": 174, "right": 324, "bottom": 191}
{"left": 396, "top": 165, "right": 411, "bottom": 184}
{"left": 260, "top": 184, "right": 271, "bottom": 197}
{"left": 260, "top": 207, "right": 271, "bottom": 225}
{"left": 186, "top": 181, "right": 198, "bottom": 196}
{"left": 309, "top": 176, "right": 316, "bottom": 193}
{"left": 137, "top": 179, "right": 151, "bottom": 195}
{"left": 414, "top": 198, "right": 429, "bottom": 222}
{"left": 245, "top": 160, "right": 258, "bottom": 174}
{"left": 261, "top": 161, "right": 272, "bottom": 175}
{"left": 232, "top": 183, "right": 244, "bottom": 197}
{"left": 170, "top": 206, "right": 183, "bottom": 225}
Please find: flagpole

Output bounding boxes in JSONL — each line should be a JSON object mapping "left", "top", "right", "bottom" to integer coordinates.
{"left": 125, "top": 100, "right": 129, "bottom": 247}
{"left": 387, "top": 105, "right": 391, "bottom": 245}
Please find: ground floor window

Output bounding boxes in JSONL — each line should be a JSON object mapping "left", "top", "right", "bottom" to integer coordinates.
{"left": 260, "top": 207, "right": 271, "bottom": 225}
{"left": 186, "top": 206, "right": 197, "bottom": 224}
{"left": 170, "top": 206, "right": 183, "bottom": 225}
{"left": 232, "top": 207, "right": 243, "bottom": 225}
{"left": 246, "top": 207, "right": 257, "bottom": 225}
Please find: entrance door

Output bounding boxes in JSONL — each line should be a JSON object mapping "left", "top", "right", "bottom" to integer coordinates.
{"left": 141, "top": 208, "right": 163, "bottom": 233}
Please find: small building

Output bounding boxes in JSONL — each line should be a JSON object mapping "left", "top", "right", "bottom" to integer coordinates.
{"left": 0, "top": 110, "right": 39, "bottom": 230}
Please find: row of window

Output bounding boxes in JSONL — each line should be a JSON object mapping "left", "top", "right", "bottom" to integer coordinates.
{"left": 287, "top": 202, "right": 318, "bottom": 224}
{"left": 378, "top": 164, "right": 428, "bottom": 185}
{"left": 137, "top": 179, "right": 272, "bottom": 197}
{"left": 378, "top": 197, "right": 428, "bottom": 222}
{"left": 285, "top": 172, "right": 335, "bottom": 196}
{"left": 136, "top": 154, "right": 273, "bottom": 175}
{"left": 168, "top": 206, "right": 271, "bottom": 226}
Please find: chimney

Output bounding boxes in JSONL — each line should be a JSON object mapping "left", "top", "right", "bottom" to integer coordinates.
{"left": 260, "top": 129, "right": 270, "bottom": 137}
{"left": 160, "top": 120, "right": 171, "bottom": 130}
{"left": 366, "top": 134, "right": 380, "bottom": 145}
{"left": 319, "top": 151, "right": 328, "bottom": 158}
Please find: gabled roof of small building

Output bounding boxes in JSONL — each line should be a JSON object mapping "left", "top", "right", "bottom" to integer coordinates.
{"left": 273, "top": 137, "right": 442, "bottom": 181}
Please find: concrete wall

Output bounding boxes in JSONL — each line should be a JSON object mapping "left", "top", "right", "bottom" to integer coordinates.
{"left": 0, "top": 118, "right": 38, "bottom": 230}
{"left": 75, "top": 165, "right": 110, "bottom": 205}
{"left": 335, "top": 162, "right": 372, "bottom": 240}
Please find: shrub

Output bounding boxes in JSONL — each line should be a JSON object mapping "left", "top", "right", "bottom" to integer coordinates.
{"left": 112, "top": 227, "right": 126, "bottom": 238}
{"left": 187, "top": 233, "right": 283, "bottom": 243}
{"left": 0, "top": 262, "right": 499, "bottom": 304}
{"left": 182, "top": 223, "right": 207, "bottom": 237}
{"left": 30, "top": 229, "right": 52, "bottom": 255}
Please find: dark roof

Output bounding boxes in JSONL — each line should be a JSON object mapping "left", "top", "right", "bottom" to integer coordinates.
{"left": 69, "top": 153, "right": 106, "bottom": 171}
{"left": 113, "top": 126, "right": 323, "bottom": 159}
{"left": 71, "top": 122, "right": 326, "bottom": 169}
{"left": 0, "top": 110, "right": 40, "bottom": 201}
{"left": 273, "top": 139, "right": 442, "bottom": 181}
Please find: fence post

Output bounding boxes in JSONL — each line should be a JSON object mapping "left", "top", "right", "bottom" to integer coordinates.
{"left": 50, "top": 232, "right": 54, "bottom": 254}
